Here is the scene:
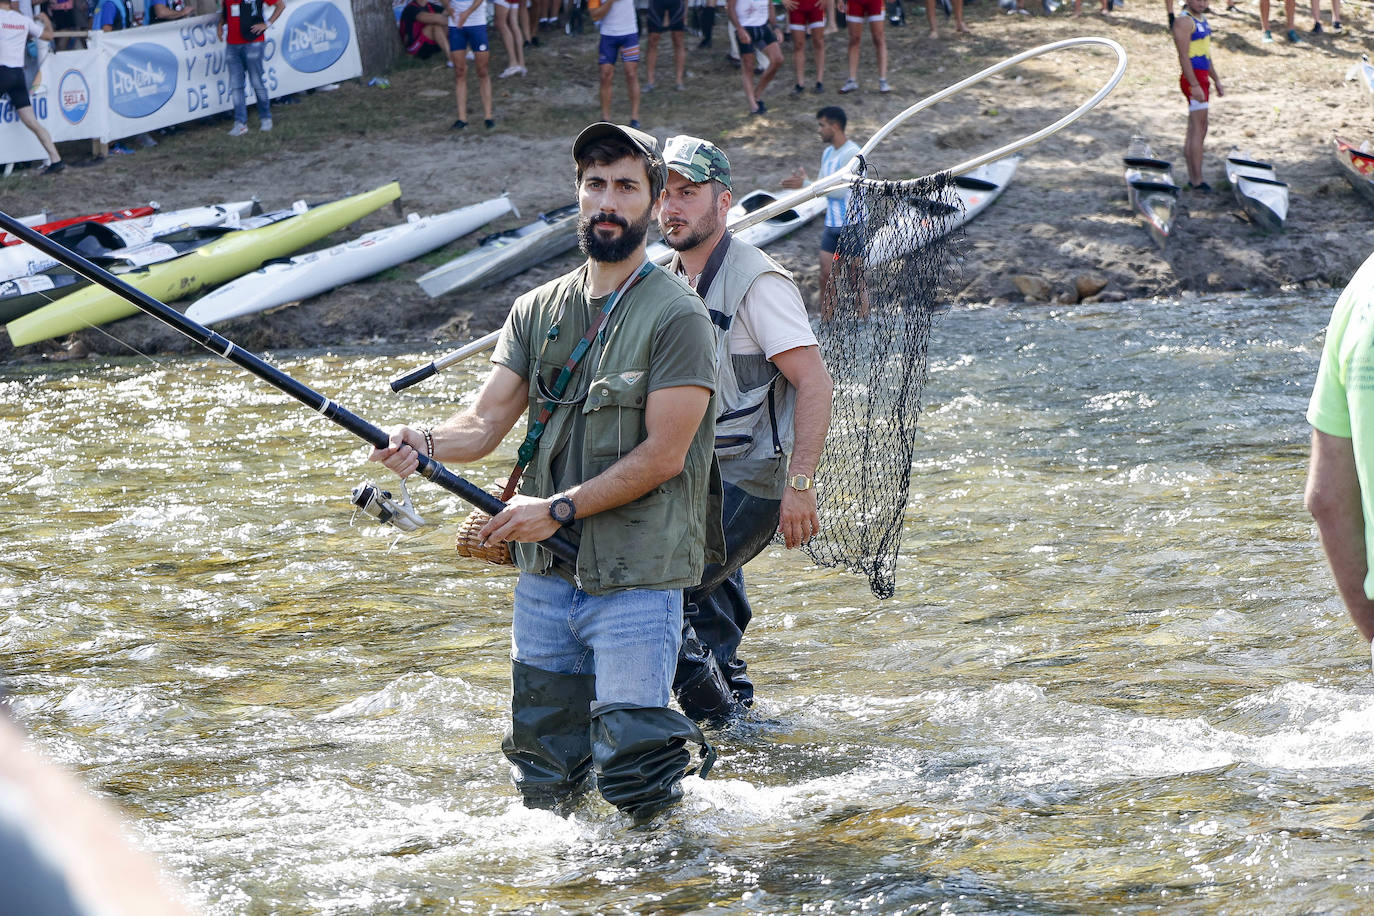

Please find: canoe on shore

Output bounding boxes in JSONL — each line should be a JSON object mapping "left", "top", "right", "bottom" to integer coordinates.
{"left": 0, "top": 205, "right": 158, "bottom": 246}
{"left": 1334, "top": 136, "right": 1374, "bottom": 207}
{"left": 6, "top": 183, "right": 402, "bottom": 347}
{"left": 865, "top": 156, "right": 1020, "bottom": 264}
{"left": 417, "top": 203, "right": 578, "bottom": 298}
{"left": 1123, "top": 137, "right": 1181, "bottom": 251}
{"left": 186, "top": 196, "right": 514, "bottom": 326}
{"left": 1224, "top": 150, "right": 1288, "bottom": 232}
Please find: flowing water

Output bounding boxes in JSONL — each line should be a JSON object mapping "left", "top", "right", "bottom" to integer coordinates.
{"left": 3, "top": 291, "right": 1372, "bottom": 915}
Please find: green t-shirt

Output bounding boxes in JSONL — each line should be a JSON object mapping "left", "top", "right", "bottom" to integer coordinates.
{"left": 1308, "top": 253, "right": 1374, "bottom": 598}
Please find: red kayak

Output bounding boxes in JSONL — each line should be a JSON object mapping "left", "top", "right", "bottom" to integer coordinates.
{"left": 0, "top": 205, "right": 159, "bottom": 246}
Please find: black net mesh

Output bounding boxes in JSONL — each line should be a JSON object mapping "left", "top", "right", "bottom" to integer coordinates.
{"left": 803, "top": 163, "right": 962, "bottom": 599}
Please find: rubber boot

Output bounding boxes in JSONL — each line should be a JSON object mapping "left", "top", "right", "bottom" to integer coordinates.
{"left": 501, "top": 659, "right": 597, "bottom": 811}
{"left": 674, "top": 629, "right": 744, "bottom": 724}
{"left": 591, "top": 703, "right": 716, "bottom": 823}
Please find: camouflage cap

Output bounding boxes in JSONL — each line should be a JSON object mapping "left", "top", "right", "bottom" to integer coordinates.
{"left": 662, "top": 135, "right": 732, "bottom": 190}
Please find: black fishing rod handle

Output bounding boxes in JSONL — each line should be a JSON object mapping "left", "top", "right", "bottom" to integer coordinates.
{"left": 391, "top": 362, "right": 437, "bottom": 392}
{"left": 420, "top": 457, "right": 579, "bottom": 563}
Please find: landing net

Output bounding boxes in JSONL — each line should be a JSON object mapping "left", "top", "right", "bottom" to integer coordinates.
{"left": 803, "top": 163, "right": 962, "bottom": 599}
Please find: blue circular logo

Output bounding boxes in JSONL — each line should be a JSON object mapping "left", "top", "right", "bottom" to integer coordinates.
{"left": 282, "top": 2, "right": 351, "bottom": 73}
{"left": 57, "top": 69, "right": 90, "bottom": 124}
{"left": 106, "top": 42, "right": 178, "bottom": 118}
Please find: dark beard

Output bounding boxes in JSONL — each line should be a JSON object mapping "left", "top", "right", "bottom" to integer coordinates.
{"left": 578, "top": 207, "right": 651, "bottom": 263}
{"left": 661, "top": 211, "right": 720, "bottom": 253}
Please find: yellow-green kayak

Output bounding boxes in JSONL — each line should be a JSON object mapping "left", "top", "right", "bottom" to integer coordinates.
{"left": 7, "top": 182, "right": 401, "bottom": 347}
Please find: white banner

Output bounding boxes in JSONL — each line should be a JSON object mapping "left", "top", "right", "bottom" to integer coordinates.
{"left": 0, "top": 0, "right": 362, "bottom": 164}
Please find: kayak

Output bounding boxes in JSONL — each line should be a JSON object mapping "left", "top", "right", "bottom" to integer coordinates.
{"left": 646, "top": 188, "right": 826, "bottom": 262}
{"left": 185, "top": 196, "right": 514, "bottom": 326}
{"left": 1354, "top": 54, "right": 1374, "bottom": 115}
{"left": 0, "top": 207, "right": 304, "bottom": 325}
{"left": 0, "top": 205, "right": 159, "bottom": 246}
{"left": 7, "top": 183, "right": 402, "bottom": 347}
{"left": 1123, "top": 136, "right": 1180, "bottom": 251}
{"left": 865, "top": 156, "right": 1020, "bottom": 264}
{"left": 0, "top": 200, "right": 258, "bottom": 284}
{"left": 1224, "top": 150, "right": 1288, "bottom": 232}
{"left": 417, "top": 203, "right": 578, "bottom": 298}
{"left": 1334, "top": 136, "right": 1374, "bottom": 208}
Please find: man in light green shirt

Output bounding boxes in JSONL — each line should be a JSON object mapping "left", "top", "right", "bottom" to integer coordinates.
{"left": 1306, "top": 253, "right": 1374, "bottom": 668}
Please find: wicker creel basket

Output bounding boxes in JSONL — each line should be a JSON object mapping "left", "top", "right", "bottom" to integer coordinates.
{"left": 454, "top": 507, "right": 514, "bottom": 566}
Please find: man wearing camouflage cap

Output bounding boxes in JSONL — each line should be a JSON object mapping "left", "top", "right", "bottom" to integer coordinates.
{"left": 657, "top": 134, "right": 834, "bottom": 723}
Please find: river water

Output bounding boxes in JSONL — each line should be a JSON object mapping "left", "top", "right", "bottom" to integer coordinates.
{"left": 3, "top": 291, "right": 1372, "bottom": 915}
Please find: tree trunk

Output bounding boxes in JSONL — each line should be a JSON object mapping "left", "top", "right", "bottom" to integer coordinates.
{"left": 352, "top": 0, "right": 400, "bottom": 76}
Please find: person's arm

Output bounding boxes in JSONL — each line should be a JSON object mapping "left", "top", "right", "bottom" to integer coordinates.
{"left": 770, "top": 344, "right": 832, "bottom": 549}
{"left": 1173, "top": 16, "right": 1203, "bottom": 101}
{"left": 588, "top": 0, "right": 616, "bottom": 22}
{"left": 727, "top": 0, "right": 746, "bottom": 38}
{"left": 1305, "top": 429, "right": 1374, "bottom": 642}
{"left": 1209, "top": 52, "right": 1223, "bottom": 95}
{"left": 780, "top": 165, "right": 808, "bottom": 189}
{"left": 369, "top": 363, "right": 529, "bottom": 477}
{"left": 252, "top": 0, "right": 282, "bottom": 32}
{"left": 478, "top": 383, "right": 713, "bottom": 545}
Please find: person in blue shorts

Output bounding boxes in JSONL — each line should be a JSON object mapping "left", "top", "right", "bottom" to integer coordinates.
{"left": 590, "top": 0, "right": 641, "bottom": 126}
{"left": 448, "top": 0, "right": 495, "bottom": 129}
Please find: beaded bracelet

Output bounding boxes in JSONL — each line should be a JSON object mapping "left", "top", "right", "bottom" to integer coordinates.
{"left": 419, "top": 426, "right": 434, "bottom": 458}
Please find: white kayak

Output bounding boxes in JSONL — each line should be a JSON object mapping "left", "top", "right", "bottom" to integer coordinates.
{"left": 186, "top": 196, "right": 513, "bottom": 325}
{"left": 646, "top": 188, "right": 826, "bottom": 263}
{"left": 1351, "top": 53, "right": 1374, "bottom": 115}
{"left": 865, "top": 156, "right": 1020, "bottom": 264}
{"left": 1224, "top": 149, "right": 1288, "bottom": 232}
{"left": 417, "top": 203, "right": 577, "bottom": 298}
{"left": 0, "top": 200, "right": 258, "bottom": 284}
{"left": 1123, "top": 136, "right": 1181, "bottom": 252}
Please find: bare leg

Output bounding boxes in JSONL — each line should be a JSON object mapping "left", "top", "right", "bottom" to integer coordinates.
{"left": 16, "top": 106, "right": 61, "bottom": 164}
{"left": 812, "top": 26, "right": 825, "bottom": 83}
{"left": 846, "top": 18, "right": 861, "bottom": 81}
{"left": 926, "top": 0, "right": 938, "bottom": 37}
{"left": 953, "top": 0, "right": 967, "bottom": 29}
{"left": 1258, "top": 0, "right": 1269, "bottom": 29}
{"left": 740, "top": 49, "right": 758, "bottom": 109}
{"left": 672, "top": 30, "right": 685, "bottom": 86}
{"left": 645, "top": 32, "right": 660, "bottom": 85}
{"left": 476, "top": 51, "right": 493, "bottom": 119}
{"left": 625, "top": 59, "right": 641, "bottom": 122}
{"left": 600, "top": 61, "right": 615, "bottom": 119}
{"left": 1184, "top": 107, "right": 1206, "bottom": 185}
{"left": 755, "top": 41, "right": 782, "bottom": 97}
{"left": 870, "top": 19, "right": 886, "bottom": 80}
{"left": 819, "top": 248, "right": 836, "bottom": 320}
{"left": 452, "top": 50, "right": 469, "bottom": 121}
{"left": 792, "top": 29, "right": 806, "bottom": 86}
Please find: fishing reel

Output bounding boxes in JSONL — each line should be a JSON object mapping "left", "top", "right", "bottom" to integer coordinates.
{"left": 350, "top": 478, "right": 426, "bottom": 532}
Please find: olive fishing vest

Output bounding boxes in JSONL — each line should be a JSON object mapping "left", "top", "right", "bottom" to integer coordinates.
{"left": 508, "top": 264, "right": 725, "bottom": 594}
{"left": 684, "top": 236, "right": 799, "bottom": 500}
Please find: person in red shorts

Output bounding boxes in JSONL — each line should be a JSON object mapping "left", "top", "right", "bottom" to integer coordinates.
{"left": 839, "top": 0, "right": 889, "bottom": 94}
{"left": 1173, "top": 0, "right": 1223, "bottom": 191}
{"left": 787, "top": 0, "right": 827, "bottom": 94}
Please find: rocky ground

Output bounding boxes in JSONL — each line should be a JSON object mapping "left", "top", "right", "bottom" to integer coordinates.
{"left": 2, "top": 0, "right": 1373, "bottom": 362}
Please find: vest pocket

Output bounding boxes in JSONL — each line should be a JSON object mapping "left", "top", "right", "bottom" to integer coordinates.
{"left": 583, "top": 369, "right": 650, "bottom": 460}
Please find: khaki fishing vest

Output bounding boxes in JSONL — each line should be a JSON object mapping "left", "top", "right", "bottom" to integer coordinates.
{"left": 690, "top": 237, "right": 799, "bottom": 499}
{"left": 508, "top": 264, "right": 725, "bottom": 594}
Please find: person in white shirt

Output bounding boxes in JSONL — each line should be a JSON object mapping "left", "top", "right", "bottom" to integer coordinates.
{"left": 782, "top": 105, "right": 861, "bottom": 319}
{"left": 657, "top": 134, "right": 834, "bottom": 722}
{"left": 447, "top": 0, "right": 495, "bottom": 129}
{"left": 726, "top": 0, "right": 781, "bottom": 115}
{"left": 0, "top": 0, "right": 62, "bottom": 174}
{"left": 589, "top": 0, "right": 641, "bottom": 126}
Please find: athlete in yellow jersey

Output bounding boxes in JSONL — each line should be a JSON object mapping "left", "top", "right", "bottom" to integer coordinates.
{"left": 1172, "top": 0, "right": 1224, "bottom": 191}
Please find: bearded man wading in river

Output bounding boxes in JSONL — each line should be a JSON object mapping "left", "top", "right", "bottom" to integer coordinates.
{"left": 371, "top": 123, "right": 722, "bottom": 822}
{"left": 657, "top": 134, "right": 833, "bottom": 724}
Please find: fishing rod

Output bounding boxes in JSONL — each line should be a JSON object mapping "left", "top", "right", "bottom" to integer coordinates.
{"left": 0, "top": 209, "right": 579, "bottom": 564}
{"left": 389, "top": 34, "right": 1129, "bottom": 392}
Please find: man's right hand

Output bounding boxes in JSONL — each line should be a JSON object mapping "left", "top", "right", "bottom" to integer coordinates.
{"left": 780, "top": 165, "right": 806, "bottom": 189}
{"left": 369, "top": 425, "right": 426, "bottom": 478}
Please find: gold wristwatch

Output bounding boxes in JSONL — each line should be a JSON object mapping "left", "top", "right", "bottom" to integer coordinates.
{"left": 788, "top": 474, "right": 814, "bottom": 491}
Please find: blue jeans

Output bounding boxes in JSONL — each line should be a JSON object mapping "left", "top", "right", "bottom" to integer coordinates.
{"left": 225, "top": 42, "right": 270, "bottom": 125}
{"left": 511, "top": 572, "right": 682, "bottom": 711}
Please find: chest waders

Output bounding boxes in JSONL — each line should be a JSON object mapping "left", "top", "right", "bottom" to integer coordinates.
{"left": 500, "top": 265, "right": 716, "bottom": 820}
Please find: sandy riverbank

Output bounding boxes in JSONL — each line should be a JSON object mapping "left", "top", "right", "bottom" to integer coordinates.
{"left": 2, "top": 0, "right": 1373, "bottom": 361}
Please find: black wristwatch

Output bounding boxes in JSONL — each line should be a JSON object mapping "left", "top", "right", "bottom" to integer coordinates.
{"left": 549, "top": 494, "right": 577, "bottom": 526}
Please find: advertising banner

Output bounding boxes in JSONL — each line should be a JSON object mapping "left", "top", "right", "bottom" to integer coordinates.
{"left": 0, "top": 0, "right": 362, "bottom": 165}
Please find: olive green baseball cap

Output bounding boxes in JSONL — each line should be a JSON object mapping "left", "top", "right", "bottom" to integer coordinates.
{"left": 572, "top": 122, "right": 666, "bottom": 185}
{"left": 662, "top": 135, "right": 732, "bottom": 190}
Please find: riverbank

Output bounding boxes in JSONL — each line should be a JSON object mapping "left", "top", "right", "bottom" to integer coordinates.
{"left": 2, "top": 0, "right": 1373, "bottom": 361}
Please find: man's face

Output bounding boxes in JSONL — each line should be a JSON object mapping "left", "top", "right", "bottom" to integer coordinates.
{"left": 658, "top": 171, "right": 729, "bottom": 254}
{"left": 818, "top": 118, "right": 838, "bottom": 144}
{"left": 577, "top": 156, "right": 655, "bottom": 264}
